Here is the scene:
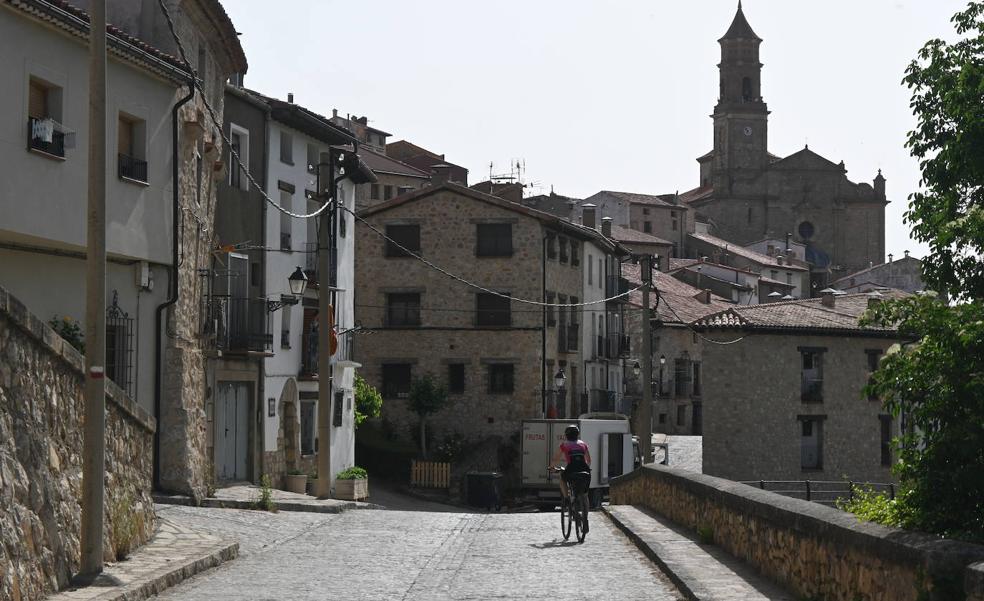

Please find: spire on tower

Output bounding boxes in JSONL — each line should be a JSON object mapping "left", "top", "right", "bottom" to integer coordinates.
{"left": 720, "top": 1, "right": 761, "bottom": 41}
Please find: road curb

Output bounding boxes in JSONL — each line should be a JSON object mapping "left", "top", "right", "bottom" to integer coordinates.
{"left": 154, "top": 493, "right": 384, "bottom": 513}
{"left": 602, "top": 506, "right": 700, "bottom": 601}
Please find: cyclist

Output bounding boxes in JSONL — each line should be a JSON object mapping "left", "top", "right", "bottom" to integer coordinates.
{"left": 549, "top": 425, "right": 592, "bottom": 530}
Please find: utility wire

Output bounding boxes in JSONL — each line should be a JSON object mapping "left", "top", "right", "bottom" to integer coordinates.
{"left": 157, "top": 0, "right": 333, "bottom": 220}
{"left": 338, "top": 204, "right": 641, "bottom": 307}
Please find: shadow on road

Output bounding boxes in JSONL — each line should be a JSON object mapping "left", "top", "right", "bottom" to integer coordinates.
{"left": 528, "top": 540, "right": 582, "bottom": 549}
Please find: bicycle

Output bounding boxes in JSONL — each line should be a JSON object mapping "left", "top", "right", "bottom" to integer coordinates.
{"left": 551, "top": 466, "right": 590, "bottom": 543}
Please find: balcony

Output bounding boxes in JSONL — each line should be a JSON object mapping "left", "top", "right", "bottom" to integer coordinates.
{"left": 605, "top": 276, "right": 631, "bottom": 303}
{"left": 801, "top": 378, "right": 823, "bottom": 403}
{"left": 584, "top": 389, "right": 625, "bottom": 413}
{"left": 118, "top": 153, "right": 147, "bottom": 182}
{"left": 304, "top": 241, "right": 318, "bottom": 282}
{"left": 205, "top": 297, "right": 272, "bottom": 352}
{"left": 280, "top": 231, "right": 292, "bottom": 251}
{"left": 596, "top": 335, "right": 605, "bottom": 360}
{"left": 27, "top": 116, "right": 65, "bottom": 158}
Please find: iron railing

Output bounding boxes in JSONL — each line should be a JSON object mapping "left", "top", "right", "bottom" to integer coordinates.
{"left": 801, "top": 378, "right": 823, "bottom": 403}
{"left": 118, "top": 153, "right": 148, "bottom": 182}
{"left": 27, "top": 116, "right": 65, "bottom": 157}
{"left": 206, "top": 296, "right": 272, "bottom": 352}
{"left": 739, "top": 480, "right": 896, "bottom": 507}
{"left": 304, "top": 241, "right": 318, "bottom": 282}
{"left": 105, "top": 292, "right": 133, "bottom": 397}
{"left": 566, "top": 324, "right": 579, "bottom": 352}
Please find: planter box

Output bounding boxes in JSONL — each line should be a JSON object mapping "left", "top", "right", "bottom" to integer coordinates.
{"left": 334, "top": 477, "right": 368, "bottom": 501}
{"left": 285, "top": 474, "right": 308, "bottom": 495}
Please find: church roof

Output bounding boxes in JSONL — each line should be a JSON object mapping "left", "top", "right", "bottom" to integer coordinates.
{"left": 593, "top": 191, "right": 680, "bottom": 208}
{"left": 720, "top": 2, "right": 761, "bottom": 42}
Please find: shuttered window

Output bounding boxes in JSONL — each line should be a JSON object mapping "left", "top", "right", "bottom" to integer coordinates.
{"left": 29, "top": 80, "right": 48, "bottom": 118}
{"left": 118, "top": 117, "right": 134, "bottom": 157}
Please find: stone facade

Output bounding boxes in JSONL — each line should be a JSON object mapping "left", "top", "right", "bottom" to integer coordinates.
{"left": 611, "top": 465, "right": 984, "bottom": 601}
{"left": 354, "top": 184, "right": 623, "bottom": 455}
{"left": 701, "top": 330, "right": 897, "bottom": 484}
{"left": 0, "top": 286, "right": 156, "bottom": 601}
{"left": 832, "top": 254, "right": 926, "bottom": 294}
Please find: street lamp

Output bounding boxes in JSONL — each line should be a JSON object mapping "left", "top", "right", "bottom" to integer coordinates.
{"left": 658, "top": 354, "right": 666, "bottom": 396}
{"left": 550, "top": 368, "right": 566, "bottom": 418}
{"left": 633, "top": 361, "right": 641, "bottom": 377}
{"left": 287, "top": 265, "right": 308, "bottom": 295}
{"left": 554, "top": 368, "right": 566, "bottom": 390}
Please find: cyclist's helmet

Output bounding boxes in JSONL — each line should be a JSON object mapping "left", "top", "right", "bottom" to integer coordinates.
{"left": 564, "top": 425, "right": 580, "bottom": 441}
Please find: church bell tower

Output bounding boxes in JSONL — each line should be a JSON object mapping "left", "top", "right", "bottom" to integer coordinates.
{"left": 712, "top": 2, "right": 769, "bottom": 187}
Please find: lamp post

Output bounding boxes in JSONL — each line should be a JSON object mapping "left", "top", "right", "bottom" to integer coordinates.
{"left": 659, "top": 354, "right": 666, "bottom": 396}
{"left": 553, "top": 368, "right": 566, "bottom": 418}
{"left": 288, "top": 266, "right": 308, "bottom": 295}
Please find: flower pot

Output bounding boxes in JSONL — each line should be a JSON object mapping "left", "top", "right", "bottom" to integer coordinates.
{"left": 285, "top": 474, "right": 308, "bottom": 495}
{"left": 334, "top": 477, "right": 368, "bottom": 501}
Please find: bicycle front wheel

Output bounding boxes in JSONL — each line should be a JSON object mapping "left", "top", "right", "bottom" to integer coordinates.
{"left": 574, "top": 495, "right": 588, "bottom": 543}
{"left": 560, "top": 497, "right": 572, "bottom": 540}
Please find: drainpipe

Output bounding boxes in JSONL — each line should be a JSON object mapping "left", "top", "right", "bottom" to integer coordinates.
{"left": 541, "top": 235, "right": 547, "bottom": 416}
{"left": 257, "top": 104, "right": 270, "bottom": 482}
{"left": 153, "top": 81, "right": 195, "bottom": 488}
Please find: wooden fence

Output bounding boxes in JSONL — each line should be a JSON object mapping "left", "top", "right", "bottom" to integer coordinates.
{"left": 411, "top": 460, "right": 451, "bottom": 489}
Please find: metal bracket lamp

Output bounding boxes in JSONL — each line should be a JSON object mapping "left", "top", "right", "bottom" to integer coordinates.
{"left": 266, "top": 266, "right": 308, "bottom": 312}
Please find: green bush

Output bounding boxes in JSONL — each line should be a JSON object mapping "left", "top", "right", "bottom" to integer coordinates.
{"left": 433, "top": 432, "right": 465, "bottom": 462}
{"left": 336, "top": 466, "right": 368, "bottom": 480}
{"left": 49, "top": 315, "right": 84, "bottom": 353}
{"left": 837, "top": 486, "right": 909, "bottom": 529}
{"left": 354, "top": 374, "right": 383, "bottom": 429}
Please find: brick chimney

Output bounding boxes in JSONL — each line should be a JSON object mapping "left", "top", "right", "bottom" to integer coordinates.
{"left": 601, "top": 216, "right": 612, "bottom": 238}
{"left": 287, "top": 92, "right": 294, "bottom": 104}
{"left": 432, "top": 164, "right": 451, "bottom": 185}
{"left": 582, "top": 204, "right": 597, "bottom": 230}
{"left": 821, "top": 288, "right": 836, "bottom": 308}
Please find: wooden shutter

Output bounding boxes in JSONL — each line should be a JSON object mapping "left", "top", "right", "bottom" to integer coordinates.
{"left": 29, "top": 80, "right": 48, "bottom": 119}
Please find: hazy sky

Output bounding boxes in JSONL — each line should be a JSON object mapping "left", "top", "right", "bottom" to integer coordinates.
{"left": 223, "top": 0, "right": 968, "bottom": 260}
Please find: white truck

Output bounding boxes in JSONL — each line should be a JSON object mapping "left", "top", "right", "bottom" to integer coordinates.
{"left": 520, "top": 413, "right": 637, "bottom": 509}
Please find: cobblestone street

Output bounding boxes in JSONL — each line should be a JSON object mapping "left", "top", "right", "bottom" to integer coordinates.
{"left": 151, "top": 504, "right": 683, "bottom": 601}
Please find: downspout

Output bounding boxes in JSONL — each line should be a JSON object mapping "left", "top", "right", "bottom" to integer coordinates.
{"left": 541, "top": 235, "right": 547, "bottom": 416}
{"left": 257, "top": 104, "right": 270, "bottom": 483}
{"left": 154, "top": 81, "right": 195, "bottom": 487}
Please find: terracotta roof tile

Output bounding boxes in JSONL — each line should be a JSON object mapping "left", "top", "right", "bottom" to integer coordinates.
{"left": 689, "top": 231, "right": 808, "bottom": 271}
{"left": 623, "top": 264, "right": 733, "bottom": 324}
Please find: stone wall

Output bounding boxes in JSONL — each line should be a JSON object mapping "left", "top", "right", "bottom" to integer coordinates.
{"left": 0, "top": 286, "right": 157, "bottom": 601}
{"left": 611, "top": 464, "right": 984, "bottom": 601}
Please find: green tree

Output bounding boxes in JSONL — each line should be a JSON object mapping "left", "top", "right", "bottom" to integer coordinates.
{"left": 407, "top": 374, "right": 448, "bottom": 459}
{"left": 856, "top": 2, "right": 984, "bottom": 542}
{"left": 354, "top": 374, "right": 383, "bottom": 429}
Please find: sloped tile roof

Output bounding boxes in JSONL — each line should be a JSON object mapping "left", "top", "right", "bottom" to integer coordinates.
{"left": 720, "top": 2, "right": 761, "bottom": 41}
{"left": 693, "top": 290, "right": 909, "bottom": 334}
{"left": 595, "top": 191, "right": 680, "bottom": 208}
{"left": 359, "top": 148, "right": 430, "bottom": 179}
{"left": 689, "top": 231, "right": 809, "bottom": 272}
{"left": 623, "top": 264, "right": 734, "bottom": 324}
{"left": 610, "top": 225, "right": 672, "bottom": 246}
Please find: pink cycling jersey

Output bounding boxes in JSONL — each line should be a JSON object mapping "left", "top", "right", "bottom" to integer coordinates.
{"left": 560, "top": 440, "right": 589, "bottom": 466}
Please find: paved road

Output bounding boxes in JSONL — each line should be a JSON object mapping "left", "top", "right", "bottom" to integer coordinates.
{"left": 152, "top": 503, "right": 682, "bottom": 601}
{"left": 665, "top": 435, "right": 702, "bottom": 473}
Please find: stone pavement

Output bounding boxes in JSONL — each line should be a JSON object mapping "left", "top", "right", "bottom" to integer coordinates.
{"left": 154, "top": 482, "right": 381, "bottom": 514}
{"left": 665, "top": 435, "right": 703, "bottom": 473}
{"left": 149, "top": 504, "right": 684, "bottom": 600}
{"left": 605, "top": 505, "right": 795, "bottom": 601}
{"left": 45, "top": 518, "right": 237, "bottom": 601}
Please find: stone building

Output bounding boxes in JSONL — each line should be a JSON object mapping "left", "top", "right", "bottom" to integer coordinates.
{"left": 0, "top": 0, "right": 247, "bottom": 499}
{"left": 622, "top": 267, "right": 732, "bottom": 436}
{"left": 385, "top": 139, "right": 468, "bottom": 185}
{"left": 831, "top": 252, "right": 926, "bottom": 294}
{"left": 353, "top": 183, "right": 627, "bottom": 454}
{"left": 581, "top": 191, "right": 692, "bottom": 259}
{"left": 694, "top": 290, "right": 906, "bottom": 484}
{"left": 680, "top": 3, "right": 887, "bottom": 286}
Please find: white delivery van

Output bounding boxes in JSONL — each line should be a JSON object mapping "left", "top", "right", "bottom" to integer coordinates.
{"left": 520, "top": 413, "right": 637, "bottom": 509}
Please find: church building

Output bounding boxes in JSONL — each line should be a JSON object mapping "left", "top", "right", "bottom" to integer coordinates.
{"left": 682, "top": 2, "right": 887, "bottom": 290}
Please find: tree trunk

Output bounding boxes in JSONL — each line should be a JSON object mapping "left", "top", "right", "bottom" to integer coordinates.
{"left": 420, "top": 417, "right": 427, "bottom": 459}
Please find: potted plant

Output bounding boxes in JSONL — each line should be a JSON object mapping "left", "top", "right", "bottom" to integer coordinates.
{"left": 285, "top": 469, "right": 308, "bottom": 495}
{"left": 334, "top": 466, "right": 368, "bottom": 501}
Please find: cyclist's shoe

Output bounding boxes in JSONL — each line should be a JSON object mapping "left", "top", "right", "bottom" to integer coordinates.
{"left": 583, "top": 520, "right": 589, "bottom": 533}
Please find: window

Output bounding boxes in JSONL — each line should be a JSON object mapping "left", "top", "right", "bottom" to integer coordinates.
{"left": 228, "top": 127, "right": 249, "bottom": 190}
{"left": 644, "top": 221, "right": 653, "bottom": 234}
{"left": 742, "top": 76, "right": 753, "bottom": 100}
{"left": 477, "top": 293, "right": 510, "bottom": 326}
{"left": 280, "top": 190, "right": 292, "bottom": 250}
{"left": 786, "top": 273, "right": 793, "bottom": 285}
{"left": 545, "top": 292, "right": 556, "bottom": 326}
{"left": 676, "top": 405, "right": 686, "bottom": 427}
{"left": 300, "top": 400, "right": 315, "bottom": 455}
{"left": 477, "top": 224, "right": 512, "bottom": 257}
{"left": 571, "top": 242, "right": 580, "bottom": 266}
{"left": 448, "top": 363, "right": 465, "bottom": 394}
{"left": 306, "top": 144, "right": 319, "bottom": 174}
{"left": 105, "top": 297, "right": 134, "bottom": 397}
{"left": 371, "top": 184, "right": 381, "bottom": 200}
{"left": 672, "top": 218, "right": 678, "bottom": 231}
{"left": 338, "top": 210, "right": 347, "bottom": 238}
{"left": 800, "top": 347, "right": 825, "bottom": 402}
{"left": 384, "top": 185, "right": 393, "bottom": 199}
{"left": 281, "top": 305, "right": 292, "bottom": 348}
{"left": 333, "top": 390, "right": 344, "bottom": 427}
{"left": 398, "top": 186, "right": 414, "bottom": 195}
{"left": 658, "top": 413, "right": 667, "bottom": 424}
{"left": 28, "top": 77, "right": 66, "bottom": 157}
{"left": 643, "top": 208, "right": 650, "bottom": 215}
{"left": 866, "top": 349, "right": 883, "bottom": 401}
{"left": 598, "top": 258, "right": 603, "bottom": 288}
{"left": 488, "top": 364, "right": 514, "bottom": 394}
{"left": 558, "top": 237, "right": 569, "bottom": 263}
{"left": 674, "top": 358, "right": 691, "bottom": 397}
{"left": 382, "top": 364, "right": 411, "bottom": 398}
{"left": 280, "top": 130, "right": 293, "bottom": 164}
{"left": 800, "top": 417, "right": 824, "bottom": 470}
{"left": 879, "top": 415, "right": 893, "bottom": 466}
{"left": 798, "top": 221, "right": 815, "bottom": 239}
{"left": 386, "top": 293, "right": 420, "bottom": 327}
{"left": 117, "top": 114, "right": 147, "bottom": 182}
{"left": 771, "top": 270, "right": 778, "bottom": 280}
{"left": 588, "top": 254, "right": 594, "bottom": 285}
{"left": 385, "top": 224, "right": 420, "bottom": 257}
{"left": 692, "top": 362, "right": 702, "bottom": 397}
{"left": 747, "top": 207, "right": 753, "bottom": 224}
{"left": 546, "top": 234, "right": 557, "bottom": 259}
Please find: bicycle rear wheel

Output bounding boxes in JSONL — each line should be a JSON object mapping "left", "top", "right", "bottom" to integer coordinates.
{"left": 560, "top": 496, "right": 573, "bottom": 540}
{"left": 574, "top": 495, "right": 588, "bottom": 543}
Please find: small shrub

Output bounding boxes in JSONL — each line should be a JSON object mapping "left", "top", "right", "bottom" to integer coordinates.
{"left": 110, "top": 492, "right": 138, "bottom": 561}
{"left": 336, "top": 466, "right": 368, "bottom": 480}
{"left": 837, "top": 486, "right": 907, "bottom": 529}
{"left": 696, "top": 524, "right": 714, "bottom": 545}
{"left": 49, "top": 315, "right": 85, "bottom": 353}
{"left": 252, "top": 473, "right": 277, "bottom": 512}
{"left": 433, "top": 432, "right": 465, "bottom": 462}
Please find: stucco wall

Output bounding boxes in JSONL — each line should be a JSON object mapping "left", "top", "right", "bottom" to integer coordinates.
{"left": 611, "top": 465, "right": 984, "bottom": 601}
{"left": 0, "top": 286, "right": 156, "bottom": 601}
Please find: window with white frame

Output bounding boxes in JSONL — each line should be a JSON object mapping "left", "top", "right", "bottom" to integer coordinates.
{"left": 228, "top": 124, "right": 249, "bottom": 190}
